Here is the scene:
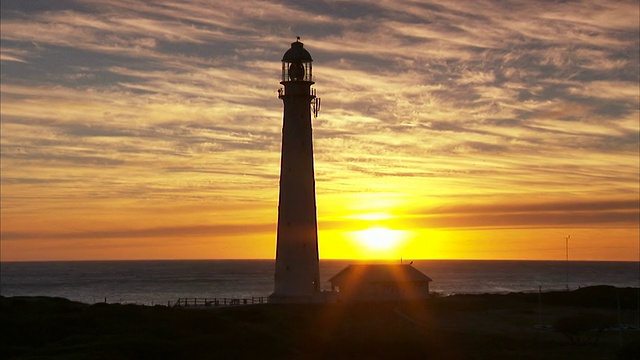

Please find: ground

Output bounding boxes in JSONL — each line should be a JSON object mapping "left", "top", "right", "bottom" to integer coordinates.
{"left": 1, "top": 286, "right": 638, "bottom": 359}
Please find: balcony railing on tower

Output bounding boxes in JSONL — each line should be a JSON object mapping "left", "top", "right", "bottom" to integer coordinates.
{"left": 277, "top": 86, "right": 317, "bottom": 99}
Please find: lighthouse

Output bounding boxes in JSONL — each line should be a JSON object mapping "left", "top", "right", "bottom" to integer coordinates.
{"left": 270, "top": 39, "right": 321, "bottom": 303}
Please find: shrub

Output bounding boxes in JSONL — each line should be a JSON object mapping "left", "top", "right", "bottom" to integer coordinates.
{"left": 554, "top": 313, "right": 615, "bottom": 346}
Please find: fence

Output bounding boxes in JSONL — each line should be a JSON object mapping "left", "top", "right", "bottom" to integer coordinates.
{"left": 172, "top": 296, "right": 268, "bottom": 307}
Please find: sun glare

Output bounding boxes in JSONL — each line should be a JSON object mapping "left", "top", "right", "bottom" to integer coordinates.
{"left": 350, "top": 213, "right": 394, "bottom": 221}
{"left": 353, "top": 227, "right": 407, "bottom": 251}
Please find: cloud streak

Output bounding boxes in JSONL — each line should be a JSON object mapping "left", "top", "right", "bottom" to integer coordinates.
{"left": 2, "top": 223, "right": 274, "bottom": 241}
{"left": 1, "top": 0, "right": 638, "bottom": 260}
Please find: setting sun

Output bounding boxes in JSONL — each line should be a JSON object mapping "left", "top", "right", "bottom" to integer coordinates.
{"left": 352, "top": 227, "right": 407, "bottom": 252}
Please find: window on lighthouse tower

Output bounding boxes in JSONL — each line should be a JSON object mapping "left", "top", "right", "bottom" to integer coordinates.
{"left": 289, "top": 61, "right": 305, "bottom": 81}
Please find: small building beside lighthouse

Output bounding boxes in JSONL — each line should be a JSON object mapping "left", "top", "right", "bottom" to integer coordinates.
{"left": 328, "top": 264, "right": 432, "bottom": 303}
{"left": 270, "top": 39, "right": 322, "bottom": 303}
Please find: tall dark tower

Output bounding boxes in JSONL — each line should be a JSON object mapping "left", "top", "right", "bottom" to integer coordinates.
{"left": 270, "top": 39, "right": 321, "bottom": 303}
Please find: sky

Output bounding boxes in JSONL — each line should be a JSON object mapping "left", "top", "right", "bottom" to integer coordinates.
{"left": 1, "top": 0, "right": 638, "bottom": 262}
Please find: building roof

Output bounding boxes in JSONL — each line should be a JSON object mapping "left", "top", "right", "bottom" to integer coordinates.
{"left": 282, "top": 39, "right": 313, "bottom": 62}
{"left": 328, "top": 264, "right": 433, "bottom": 286}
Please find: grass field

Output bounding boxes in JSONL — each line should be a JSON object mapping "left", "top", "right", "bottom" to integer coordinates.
{"left": 1, "top": 286, "right": 638, "bottom": 359}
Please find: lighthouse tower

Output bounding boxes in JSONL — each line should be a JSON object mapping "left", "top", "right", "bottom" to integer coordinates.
{"left": 270, "top": 39, "right": 321, "bottom": 303}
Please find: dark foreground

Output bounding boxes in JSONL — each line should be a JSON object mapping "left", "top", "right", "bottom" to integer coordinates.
{"left": 1, "top": 286, "right": 639, "bottom": 360}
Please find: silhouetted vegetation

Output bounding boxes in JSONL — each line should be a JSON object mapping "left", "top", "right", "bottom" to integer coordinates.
{"left": 616, "top": 340, "right": 640, "bottom": 360}
{"left": 1, "top": 286, "right": 638, "bottom": 359}
{"left": 540, "top": 286, "right": 639, "bottom": 309}
{"left": 554, "top": 313, "right": 615, "bottom": 345}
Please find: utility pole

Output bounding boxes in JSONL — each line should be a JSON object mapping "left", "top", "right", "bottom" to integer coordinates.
{"left": 565, "top": 235, "right": 570, "bottom": 291}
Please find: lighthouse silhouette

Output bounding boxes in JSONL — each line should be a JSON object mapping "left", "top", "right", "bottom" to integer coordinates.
{"left": 270, "top": 38, "right": 321, "bottom": 303}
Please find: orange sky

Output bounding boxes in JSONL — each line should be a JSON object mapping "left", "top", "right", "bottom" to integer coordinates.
{"left": 1, "top": 0, "right": 639, "bottom": 262}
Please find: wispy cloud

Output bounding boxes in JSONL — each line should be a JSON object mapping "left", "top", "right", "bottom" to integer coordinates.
{"left": 1, "top": 0, "right": 638, "bottom": 260}
{"left": 405, "top": 199, "right": 640, "bottom": 229}
{"left": 2, "top": 223, "right": 274, "bottom": 241}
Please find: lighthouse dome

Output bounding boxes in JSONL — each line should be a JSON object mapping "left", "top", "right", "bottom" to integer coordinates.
{"left": 282, "top": 39, "right": 313, "bottom": 62}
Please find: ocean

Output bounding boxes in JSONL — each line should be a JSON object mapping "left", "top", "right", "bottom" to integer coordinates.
{"left": 1, "top": 260, "right": 638, "bottom": 306}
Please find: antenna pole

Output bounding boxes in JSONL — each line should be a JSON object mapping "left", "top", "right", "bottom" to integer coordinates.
{"left": 565, "top": 235, "right": 570, "bottom": 291}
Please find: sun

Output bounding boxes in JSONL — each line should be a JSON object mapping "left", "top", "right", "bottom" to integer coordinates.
{"left": 353, "top": 227, "right": 406, "bottom": 251}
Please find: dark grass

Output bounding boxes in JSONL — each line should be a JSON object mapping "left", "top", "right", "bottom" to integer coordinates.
{"left": 1, "top": 286, "right": 639, "bottom": 359}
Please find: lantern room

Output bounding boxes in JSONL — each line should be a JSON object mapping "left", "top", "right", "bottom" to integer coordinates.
{"left": 281, "top": 38, "right": 313, "bottom": 83}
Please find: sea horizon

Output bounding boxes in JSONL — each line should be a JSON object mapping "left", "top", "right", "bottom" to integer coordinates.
{"left": 1, "top": 259, "right": 638, "bottom": 306}
{"left": 3, "top": 258, "right": 639, "bottom": 263}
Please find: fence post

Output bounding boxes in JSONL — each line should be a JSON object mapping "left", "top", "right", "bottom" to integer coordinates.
{"left": 538, "top": 286, "right": 542, "bottom": 326}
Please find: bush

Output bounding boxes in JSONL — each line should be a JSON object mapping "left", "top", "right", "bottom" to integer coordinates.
{"left": 554, "top": 313, "right": 615, "bottom": 346}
